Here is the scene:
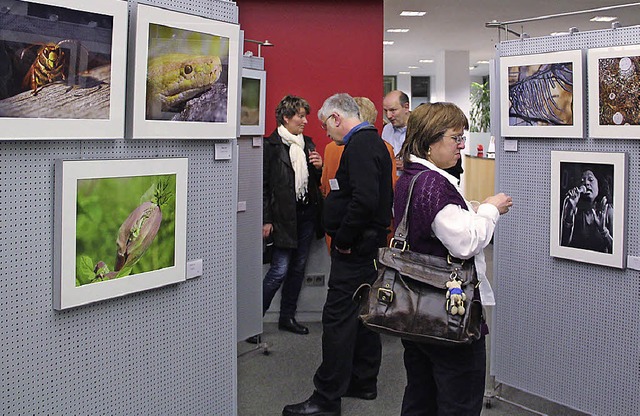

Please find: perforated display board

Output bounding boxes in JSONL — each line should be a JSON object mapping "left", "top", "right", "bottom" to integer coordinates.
{"left": 492, "top": 26, "right": 640, "bottom": 416}
{"left": 0, "top": 1, "right": 239, "bottom": 414}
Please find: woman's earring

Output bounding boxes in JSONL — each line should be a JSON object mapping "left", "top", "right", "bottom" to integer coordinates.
{"left": 427, "top": 147, "right": 431, "bottom": 158}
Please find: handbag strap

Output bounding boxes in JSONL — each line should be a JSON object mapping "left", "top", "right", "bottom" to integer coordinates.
{"left": 392, "top": 170, "right": 427, "bottom": 247}
{"left": 392, "top": 170, "right": 468, "bottom": 267}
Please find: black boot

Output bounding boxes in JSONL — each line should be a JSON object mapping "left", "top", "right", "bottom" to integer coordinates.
{"left": 282, "top": 396, "right": 340, "bottom": 416}
{"left": 278, "top": 317, "right": 309, "bottom": 335}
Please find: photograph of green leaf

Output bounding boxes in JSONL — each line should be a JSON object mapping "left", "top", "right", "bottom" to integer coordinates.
{"left": 75, "top": 174, "right": 177, "bottom": 287}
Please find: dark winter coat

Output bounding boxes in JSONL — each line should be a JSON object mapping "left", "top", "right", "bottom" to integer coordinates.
{"left": 263, "top": 129, "right": 323, "bottom": 248}
{"left": 323, "top": 125, "right": 393, "bottom": 253}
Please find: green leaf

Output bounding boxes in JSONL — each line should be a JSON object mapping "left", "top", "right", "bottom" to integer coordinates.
{"left": 76, "top": 255, "right": 95, "bottom": 286}
{"left": 140, "top": 183, "right": 157, "bottom": 204}
{"left": 116, "top": 266, "right": 133, "bottom": 278}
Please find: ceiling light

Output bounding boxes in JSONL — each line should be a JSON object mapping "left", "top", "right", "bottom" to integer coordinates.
{"left": 398, "top": 71, "right": 411, "bottom": 74}
{"left": 550, "top": 31, "right": 570, "bottom": 36}
{"left": 469, "top": 66, "right": 476, "bottom": 70}
{"left": 590, "top": 16, "right": 617, "bottom": 22}
{"left": 408, "top": 66, "right": 419, "bottom": 69}
{"left": 387, "top": 28, "right": 410, "bottom": 33}
{"left": 400, "top": 11, "right": 426, "bottom": 17}
{"left": 476, "top": 60, "right": 490, "bottom": 64}
{"left": 419, "top": 59, "right": 434, "bottom": 63}
{"left": 383, "top": 40, "right": 394, "bottom": 45}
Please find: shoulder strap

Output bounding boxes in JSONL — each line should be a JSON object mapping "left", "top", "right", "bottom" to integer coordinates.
{"left": 393, "top": 170, "right": 427, "bottom": 245}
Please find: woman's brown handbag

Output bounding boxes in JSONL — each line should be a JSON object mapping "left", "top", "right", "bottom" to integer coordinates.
{"left": 355, "top": 171, "right": 483, "bottom": 345}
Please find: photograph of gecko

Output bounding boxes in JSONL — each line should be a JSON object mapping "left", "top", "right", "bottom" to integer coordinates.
{"left": 145, "top": 23, "right": 230, "bottom": 122}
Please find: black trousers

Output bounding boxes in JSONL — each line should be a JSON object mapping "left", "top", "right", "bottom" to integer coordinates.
{"left": 400, "top": 337, "right": 486, "bottom": 416}
{"left": 312, "top": 249, "right": 382, "bottom": 403}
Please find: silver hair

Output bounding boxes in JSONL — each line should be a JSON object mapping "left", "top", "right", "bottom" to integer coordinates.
{"left": 317, "top": 93, "right": 360, "bottom": 121}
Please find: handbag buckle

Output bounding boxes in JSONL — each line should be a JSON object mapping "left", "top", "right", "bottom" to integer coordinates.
{"left": 390, "top": 238, "right": 408, "bottom": 252}
{"left": 377, "top": 287, "right": 394, "bottom": 304}
{"left": 447, "top": 254, "right": 464, "bottom": 266}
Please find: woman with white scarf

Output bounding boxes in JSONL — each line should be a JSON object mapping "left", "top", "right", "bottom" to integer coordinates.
{"left": 249, "top": 95, "right": 323, "bottom": 343}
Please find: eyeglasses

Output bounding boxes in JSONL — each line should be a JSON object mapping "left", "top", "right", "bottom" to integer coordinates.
{"left": 321, "top": 114, "right": 335, "bottom": 130}
{"left": 443, "top": 134, "right": 466, "bottom": 144}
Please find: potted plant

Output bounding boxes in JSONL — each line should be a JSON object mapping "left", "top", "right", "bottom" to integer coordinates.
{"left": 470, "top": 81, "right": 490, "bottom": 133}
{"left": 468, "top": 81, "right": 491, "bottom": 157}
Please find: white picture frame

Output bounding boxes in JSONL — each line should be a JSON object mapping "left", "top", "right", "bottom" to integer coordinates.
{"left": 239, "top": 68, "right": 266, "bottom": 136}
{"left": 54, "top": 158, "right": 188, "bottom": 309}
{"left": 0, "top": 0, "right": 128, "bottom": 139}
{"left": 128, "top": 4, "right": 240, "bottom": 139}
{"left": 500, "top": 50, "right": 584, "bottom": 138}
{"left": 588, "top": 45, "right": 640, "bottom": 138}
{"left": 550, "top": 151, "right": 627, "bottom": 269}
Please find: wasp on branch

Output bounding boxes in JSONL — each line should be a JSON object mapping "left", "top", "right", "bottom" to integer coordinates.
{"left": 19, "top": 39, "right": 80, "bottom": 96}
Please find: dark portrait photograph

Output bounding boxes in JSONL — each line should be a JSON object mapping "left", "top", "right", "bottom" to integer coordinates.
{"left": 550, "top": 151, "right": 627, "bottom": 269}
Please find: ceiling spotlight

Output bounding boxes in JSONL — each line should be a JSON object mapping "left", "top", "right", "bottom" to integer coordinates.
{"left": 383, "top": 40, "right": 395, "bottom": 45}
{"left": 387, "top": 28, "right": 410, "bottom": 33}
{"left": 590, "top": 16, "right": 617, "bottom": 22}
{"left": 400, "top": 11, "right": 426, "bottom": 17}
{"left": 569, "top": 27, "right": 579, "bottom": 34}
{"left": 612, "top": 21, "right": 621, "bottom": 29}
{"left": 419, "top": 59, "right": 434, "bottom": 63}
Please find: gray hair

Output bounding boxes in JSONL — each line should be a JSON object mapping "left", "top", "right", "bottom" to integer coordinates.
{"left": 317, "top": 93, "right": 360, "bottom": 121}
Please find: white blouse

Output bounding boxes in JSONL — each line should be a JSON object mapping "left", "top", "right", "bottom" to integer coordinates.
{"left": 409, "top": 155, "right": 498, "bottom": 305}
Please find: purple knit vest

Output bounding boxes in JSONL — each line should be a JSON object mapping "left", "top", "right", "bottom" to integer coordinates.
{"left": 394, "top": 163, "right": 468, "bottom": 257}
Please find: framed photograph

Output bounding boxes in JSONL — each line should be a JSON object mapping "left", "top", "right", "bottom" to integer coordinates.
{"left": 54, "top": 158, "right": 188, "bottom": 310}
{"left": 129, "top": 4, "right": 240, "bottom": 139}
{"left": 500, "top": 50, "right": 584, "bottom": 138}
{"left": 239, "top": 68, "right": 266, "bottom": 136}
{"left": 0, "top": 0, "right": 128, "bottom": 139}
{"left": 550, "top": 151, "right": 627, "bottom": 269}
{"left": 588, "top": 45, "right": 640, "bottom": 138}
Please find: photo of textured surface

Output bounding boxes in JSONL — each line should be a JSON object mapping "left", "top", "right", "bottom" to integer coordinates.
{"left": 507, "top": 62, "right": 574, "bottom": 127}
{"left": 588, "top": 45, "right": 640, "bottom": 138}
{"left": 597, "top": 56, "right": 640, "bottom": 126}
{"left": 500, "top": 50, "right": 583, "bottom": 138}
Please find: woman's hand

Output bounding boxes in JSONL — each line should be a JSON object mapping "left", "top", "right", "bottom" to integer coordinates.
{"left": 564, "top": 186, "right": 582, "bottom": 211}
{"left": 483, "top": 193, "right": 513, "bottom": 215}
{"left": 263, "top": 223, "right": 273, "bottom": 239}
{"left": 309, "top": 150, "right": 323, "bottom": 169}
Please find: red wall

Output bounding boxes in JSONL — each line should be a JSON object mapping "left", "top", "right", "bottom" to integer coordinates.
{"left": 237, "top": 0, "right": 384, "bottom": 156}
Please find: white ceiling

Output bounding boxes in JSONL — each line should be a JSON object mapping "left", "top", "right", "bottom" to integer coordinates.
{"left": 383, "top": 0, "right": 640, "bottom": 78}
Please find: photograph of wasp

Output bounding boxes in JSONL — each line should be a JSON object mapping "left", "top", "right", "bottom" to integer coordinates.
{"left": 0, "top": 0, "right": 128, "bottom": 139}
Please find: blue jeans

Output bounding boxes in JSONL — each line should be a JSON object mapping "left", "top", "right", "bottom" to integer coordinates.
{"left": 262, "top": 205, "right": 315, "bottom": 319}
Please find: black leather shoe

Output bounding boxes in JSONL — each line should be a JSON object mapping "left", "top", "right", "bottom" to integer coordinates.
{"left": 245, "top": 335, "right": 261, "bottom": 344}
{"left": 278, "top": 317, "right": 309, "bottom": 335}
{"left": 282, "top": 397, "right": 340, "bottom": 416}
{"left": 343, "top": 387, "right": 377, "bottom": 400}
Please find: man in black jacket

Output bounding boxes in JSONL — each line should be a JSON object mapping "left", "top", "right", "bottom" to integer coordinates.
{"left": 283, "top": 93, "right": 393, "bottom": 416}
